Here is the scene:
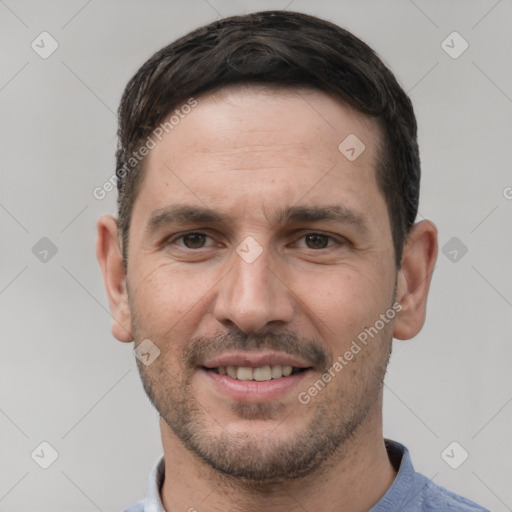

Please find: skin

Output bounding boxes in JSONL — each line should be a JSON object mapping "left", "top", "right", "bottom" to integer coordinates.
{"left": 97, "top": 86, "right": 438, "bottom": 512}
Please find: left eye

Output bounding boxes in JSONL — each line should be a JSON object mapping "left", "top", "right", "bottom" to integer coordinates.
{"left": 176, "top": 232, "right": 214, "bottom": 249}
{"left": 295, "top": 233, "right": 337, "bottom": 249}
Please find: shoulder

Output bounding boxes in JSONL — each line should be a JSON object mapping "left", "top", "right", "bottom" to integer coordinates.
{"left": 379, "top": 440, "right": 489, "bottom": 512}
{"left": 122, "top": 499, "right": 145, "bottom": 512}
{"left": 415, "top": 472, "right": 490, "bottom": 511}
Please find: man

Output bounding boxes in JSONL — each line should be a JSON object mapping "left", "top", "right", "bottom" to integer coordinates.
{"left": 96, "top": 10, "right": 488, "bottom": 512}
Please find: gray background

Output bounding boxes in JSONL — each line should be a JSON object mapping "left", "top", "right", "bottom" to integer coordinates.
{"left": 1, "top": 0, "right": 511, "bottom": 511}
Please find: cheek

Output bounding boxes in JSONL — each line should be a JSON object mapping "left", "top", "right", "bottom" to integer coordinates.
{"left": 129, "top": 263, "right": 213, "bottom": 344}
{"left": 292, "top": 266, "right": 392, "bottom": 353}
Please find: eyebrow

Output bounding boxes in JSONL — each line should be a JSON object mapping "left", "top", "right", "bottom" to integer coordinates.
{"left": 144, "top": 204, "right": 369, "bottom": 236}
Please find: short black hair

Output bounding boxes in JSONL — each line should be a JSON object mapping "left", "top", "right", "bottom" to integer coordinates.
{"left": 115, "top": 10, "right": 420, "bottom": 268}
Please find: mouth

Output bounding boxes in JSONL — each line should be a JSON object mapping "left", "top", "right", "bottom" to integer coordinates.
{"left": 204, "top": 365, "right": 309, "bottom": 381}
{"left": 199, "top": 351, "right": 314, "bottom": 402}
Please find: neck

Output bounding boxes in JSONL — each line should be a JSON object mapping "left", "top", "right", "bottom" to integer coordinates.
{"left": 159, "top": 404, "right": 396, "bottom": 512}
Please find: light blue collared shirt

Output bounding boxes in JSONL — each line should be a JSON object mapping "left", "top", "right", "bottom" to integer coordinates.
{"left": 124, "top": 440, "right": 488, "bottom": 512}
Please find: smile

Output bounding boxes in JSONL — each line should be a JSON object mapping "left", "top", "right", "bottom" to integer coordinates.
{"left": 207, "top": 365, "right": 306, "bottom": 381}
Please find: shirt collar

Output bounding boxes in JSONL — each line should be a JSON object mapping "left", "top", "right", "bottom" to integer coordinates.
{"left": 369, "top": 440, "right": 418, "bottom": 511}
{"left": 143, "top": 454, "right": 166, "bottom": 512}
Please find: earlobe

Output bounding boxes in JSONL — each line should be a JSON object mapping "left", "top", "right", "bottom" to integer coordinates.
{"left": 393, "top": 220, "right": 438, "bottom": 340}
{"left": 96, "top": 214, "right": 133, "bottom": 343}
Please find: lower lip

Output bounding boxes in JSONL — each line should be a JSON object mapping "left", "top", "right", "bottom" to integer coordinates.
{"left": 199, "top": 368, "right": 312, "bottom": 403}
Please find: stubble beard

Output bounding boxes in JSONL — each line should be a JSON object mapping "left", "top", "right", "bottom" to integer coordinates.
{"left": 131, "top": 306, "right": 393, "bottom": 485}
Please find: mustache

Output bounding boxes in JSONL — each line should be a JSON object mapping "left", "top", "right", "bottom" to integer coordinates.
{"left": 184, "top": 329, "right": 331, "bottom": 370}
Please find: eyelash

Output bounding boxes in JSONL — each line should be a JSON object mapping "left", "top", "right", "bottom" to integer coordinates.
{"left": 166, "top": 231, "right": 343, "bottom": 250}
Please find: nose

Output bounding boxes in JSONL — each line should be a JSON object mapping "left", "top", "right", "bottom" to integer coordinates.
{"left": 213, "top": 243, "right": 295, "bottom": 333}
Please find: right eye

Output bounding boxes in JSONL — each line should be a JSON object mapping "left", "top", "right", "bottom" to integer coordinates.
{"left": 168, "top": 232, "right": 215, "bottom": 249}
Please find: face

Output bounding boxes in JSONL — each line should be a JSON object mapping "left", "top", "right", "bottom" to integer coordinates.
{"left": 123, "top": 86, "right": 399, "bottom": 482}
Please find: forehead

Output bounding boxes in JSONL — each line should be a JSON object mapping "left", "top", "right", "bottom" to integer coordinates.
{"left": 163, "top": 85, "right": 378, "bottom": 164}
{"left": 132, "top": 85, "right": 384, "bottom": 224}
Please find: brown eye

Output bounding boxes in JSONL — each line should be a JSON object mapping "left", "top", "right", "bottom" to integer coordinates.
{"left": 304, "top": 233, "right": 331, "bottom": 249}
{"left": 182, "top": 233, "right": 208, "bottom": 249}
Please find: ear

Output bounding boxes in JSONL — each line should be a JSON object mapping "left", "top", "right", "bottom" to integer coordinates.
{"left": 96, "top": 214, "right": 133, "bottom": 342}
{"left": 393, "top": 220, "right": 438, "bottom": 340}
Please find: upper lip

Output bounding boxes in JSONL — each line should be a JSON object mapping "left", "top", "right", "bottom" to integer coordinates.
{"left": 201, "top": 351, "right": 312, "bottom": 369}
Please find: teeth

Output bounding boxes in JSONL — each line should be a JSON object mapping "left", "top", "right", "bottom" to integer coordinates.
{"left": 271, "top": 365, "right": 282, "bottom": 378}
{"left": 282, "top": 365, "right": 293, "bottom": 376}
{"left": 253, "top": 365, "right": 271, "bottom": 381}
{"left": 237, "top": 367, "right": 253, "bottom": 381}
{"left": 214, "top": 364, "right": 301, "bottom": 380}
